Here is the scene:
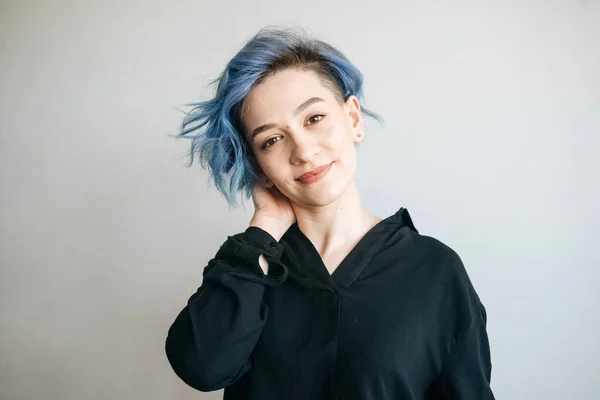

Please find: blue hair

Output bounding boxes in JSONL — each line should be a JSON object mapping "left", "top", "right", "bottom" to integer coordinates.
{"left": 169, "top": 26, "right": 383, "bottom": 207}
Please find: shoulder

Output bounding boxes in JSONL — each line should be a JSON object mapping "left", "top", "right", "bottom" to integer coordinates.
{"left": 400, "top": 232, "right": 468, "bottom": 281}
{"left": 411, "top": 233, "right": 485, "bottom": 324}
{"left": 418, "top": 235, "right": 467, "bottom": 277}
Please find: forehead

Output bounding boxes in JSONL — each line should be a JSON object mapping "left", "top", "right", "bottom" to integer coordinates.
{"left": 242, "top": 69, "right": 337, "bottom": 124}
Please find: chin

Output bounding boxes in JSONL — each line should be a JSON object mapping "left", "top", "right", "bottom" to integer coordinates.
{"left": 293, "top": 176, "right": 353, "bottom": 208}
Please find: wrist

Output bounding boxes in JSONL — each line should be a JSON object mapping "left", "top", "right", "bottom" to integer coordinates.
{"left": 249, "top": 216, "right": 288, "bottom": 242}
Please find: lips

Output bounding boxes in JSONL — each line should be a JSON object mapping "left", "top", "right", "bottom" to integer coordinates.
{"left": 296, "top": 162, "right": 333, "bottom": 183}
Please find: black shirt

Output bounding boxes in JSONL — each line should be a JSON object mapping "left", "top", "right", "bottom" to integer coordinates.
{"left": 165, "top": 207, "right": 495, "bottom": 399}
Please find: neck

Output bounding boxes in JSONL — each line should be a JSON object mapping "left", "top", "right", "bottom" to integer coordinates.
{"left": 290, "top": 181, "right": 381, "bottom": 256}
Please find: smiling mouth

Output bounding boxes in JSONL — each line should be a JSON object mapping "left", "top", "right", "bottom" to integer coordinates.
{"left": 296, "top": 162, "right": 333, "bottom": 184}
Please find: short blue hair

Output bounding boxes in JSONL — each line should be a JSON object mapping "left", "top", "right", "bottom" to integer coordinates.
{"left": 170, "top": 26, "right": 382, "bottom": 207}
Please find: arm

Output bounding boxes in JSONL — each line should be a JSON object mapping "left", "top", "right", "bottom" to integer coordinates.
{"left": 439, "top": 302, "right": 495, "bottom": 399}
{"left": 164, "top": 226, "right": 288, "bottom": 392}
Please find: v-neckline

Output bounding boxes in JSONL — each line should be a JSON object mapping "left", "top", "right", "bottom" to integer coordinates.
{"left": 286, "top": 209, "right": 402, "bottom": 287}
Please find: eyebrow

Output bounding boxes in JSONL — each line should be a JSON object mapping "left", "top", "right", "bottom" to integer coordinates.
{"left": 249, "top": 97, "right": 325, "bottom": 141}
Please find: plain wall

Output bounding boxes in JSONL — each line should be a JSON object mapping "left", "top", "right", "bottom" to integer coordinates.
{"left": 1, "top": 0, "right": 598, "bottom": 399}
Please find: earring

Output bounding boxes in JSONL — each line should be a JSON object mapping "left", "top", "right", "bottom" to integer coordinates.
{"left": 357, "top": 133, "right": 363, "bottom": 137}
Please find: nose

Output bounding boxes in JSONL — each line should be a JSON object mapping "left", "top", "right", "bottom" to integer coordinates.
{"left": 289, "top": 131, "right": 320, "bottom": 165}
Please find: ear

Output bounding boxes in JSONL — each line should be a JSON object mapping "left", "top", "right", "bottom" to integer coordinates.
{"left": 345, "top": 95, "right": 364, "bottom": 143}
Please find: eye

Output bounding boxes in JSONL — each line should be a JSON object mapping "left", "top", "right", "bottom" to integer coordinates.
{"left": 261, "top": 136, "right": 281, "bottom": 150}
{"left": 306, "top": 114, "right": 325, "bottom": 125}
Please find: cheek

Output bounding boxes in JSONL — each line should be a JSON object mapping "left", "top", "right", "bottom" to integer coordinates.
{"left": 257, "top": 156, "right": 285, "bottom": 181}
{"left": 328, "top": 115, "right": 355, "bottom": 144}
{"left": 328, "top": 126, "right": 357, "bottom": 156}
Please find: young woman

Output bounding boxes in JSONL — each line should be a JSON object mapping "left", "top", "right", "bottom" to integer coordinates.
{"left": 165, "top": 26, "right": 495, "bottom": 400}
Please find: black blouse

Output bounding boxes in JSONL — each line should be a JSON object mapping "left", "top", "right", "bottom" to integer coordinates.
{"left": 165, "top": 207, "right": 495, "bottom": 399}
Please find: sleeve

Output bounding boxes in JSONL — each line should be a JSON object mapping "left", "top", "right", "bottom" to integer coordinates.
{"left": 164, "top": 226, "right": 289, "bottom": 392}
{"left": 438, "top": 301, "right": 496, "bottom": 399}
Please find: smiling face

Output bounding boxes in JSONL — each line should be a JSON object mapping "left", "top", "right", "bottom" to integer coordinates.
{"left": 241, "top": 68, "right": 365, "bottom": 207}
